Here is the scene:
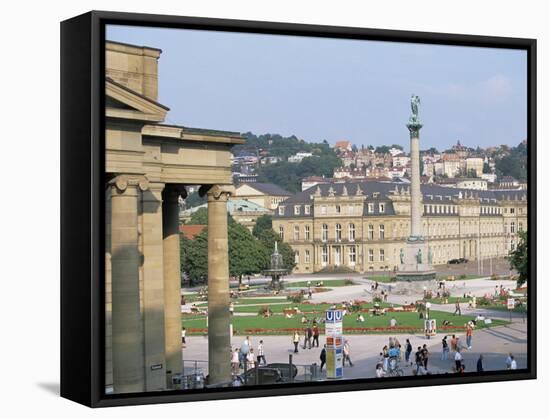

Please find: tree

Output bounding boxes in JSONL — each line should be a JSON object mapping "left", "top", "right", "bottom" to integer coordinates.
{"left": 482, "top": 162, "right": 491, "bottom": 174}
{"left": 375, "top": 145, "right": 391, "bottom": 154}
{"left": 228, "top": 222, "right": 270, "bottom": 283}
{"left": 509, "top": 230, "right": 528, "bottom": 287}
{"left": 255, "top": 228, "right": 296, "bottom": 272}
{"left": 181, "top": 190, "right": 206, "bottom": 209}
{"left": 180, "top": 230, "right": 208, "bottom": 282}
{"left": 252, "top": 214, "right": 273, "bottom": 237}
{"left": 187, "top": 207, "right": 208, "bottom": 225}
{"left": 390, "top": 144, "right": 404, "bottom": 150}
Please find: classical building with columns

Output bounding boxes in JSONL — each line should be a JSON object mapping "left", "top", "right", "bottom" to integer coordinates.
{"left": 273, "top": 181, "right": 527, "bottom": 274}
{"left": 105, "top": 41, "right": 244, "bottom": 393}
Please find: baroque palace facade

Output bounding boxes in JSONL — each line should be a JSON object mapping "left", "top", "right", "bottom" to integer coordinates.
{"left": 273, "top": 181, "right": 527, "bottom": 274}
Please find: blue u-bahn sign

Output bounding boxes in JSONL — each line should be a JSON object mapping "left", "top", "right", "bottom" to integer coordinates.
{"left": 325, "top": 309, "right": 343, "bottom": 323}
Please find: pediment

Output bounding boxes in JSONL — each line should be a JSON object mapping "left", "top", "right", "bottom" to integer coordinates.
{"left": 106, "top": 79, "right": 168, "bottom": 123}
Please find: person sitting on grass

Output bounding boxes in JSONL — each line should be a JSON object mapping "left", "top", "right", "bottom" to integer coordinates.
{"left": 389, "top": 317, "right": 397, "bottom": 328}
{"left": 356, "top": 314, "right": 365, "bottom": 323}
{"left": 301, "top": 315, "right": 308, "bottom": 324}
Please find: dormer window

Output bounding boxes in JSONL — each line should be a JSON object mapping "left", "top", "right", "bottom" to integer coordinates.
{"left": 294, "top": 205, "right": 301, "bottom": 215}
{"left": 379, "top": 203, "right": 385, "bottom": 213}
{"left": 304, "top": 205, "right": 310, "bottom": 215}
{"left": 278, "top": 206, "right": 285, "bottom": 216}
{"left": 368, "top": 203, "right": 374, "bottom": 214}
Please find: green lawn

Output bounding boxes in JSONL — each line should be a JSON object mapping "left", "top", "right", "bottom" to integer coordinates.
{"left": 363, "top": 275, "right": 395, "bottom": 283}
{"left": 425, "top": 297, "right": 470, "bottom": 305}
{"left": 435, "top": 274, "right": 483, "bottom": 280}
{"left": 233, "top": 301, "right": 394, "bottom": 314}
{"left": 481, "top": 304, "right": 528, "bottom": 313}
{"left": 182, "top": 309, "right": 507, "bottom": 335}
{"left": 233, "top": 298, "right": 289, "bottom": 305}
{"left": 284, "top": 279, "right": 356, "bottom": 288}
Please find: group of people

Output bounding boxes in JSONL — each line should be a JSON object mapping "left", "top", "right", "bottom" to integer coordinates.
{"left": 231, "top": 336, "right": 267, "bottom": 375}
{"left": 292, "top": 321, "right": 321, "bottom": 352}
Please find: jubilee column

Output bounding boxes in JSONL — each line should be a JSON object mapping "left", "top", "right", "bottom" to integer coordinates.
{"left": 396, "top": 95, "right": 435, "bottom": 281}
{"left": 203, "top": 184, "right": 235, "bottom": 385}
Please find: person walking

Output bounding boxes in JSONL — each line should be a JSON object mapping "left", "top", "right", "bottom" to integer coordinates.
{"left": 405, "top": 339, "right": 413, "bottom": 365}
{"left": 466, "top": 323, "right": 473, "bottom": 349}
{"left": 450, "top": 334, "right": 458, "bottom": 352}
{"left": 441, "top": 336, "right": 450, "bottom": 361}
{"left": 319, "top": 345, "right": 327, "bottom": 371}
{"left": 231, "top": 348, "right": 240, "bottom": 375}
{"left": 414, "top": 346, "right": 424, "bottom": 375}
{"left": 510, "top": 355, "right": 517, "bottom": 370}
{"left": 454, "top": 347, "right": 463, "bottom": 372}
{"left": 292, "top": 330, "right": 300, "bottom": 353}
{"left": 312, "top": 323, "right": 320, "bottom": 347}
{"left": 343, "top": 340, "right": 354, "bottom": 367}
{"left": 257, "top": 340, "right": 266, "bottom": 366}
{"left": 240, "top": 336, "right": 251, "bottom": 368}
{"left": 181, "top": 327, "right": 187, "bottom": 348}
{"left": 305, "top": 325, "right": 313, "bottom": 349}
{"left": 477, "top": 354, "right": 484, "bottom": 372}
{"left": 453, "top": 301, "right": 461, "bottom": 316}
{"left": 422, "top": 344, "right": 429, "bottom": 370}
{"left": 246, "top": 348, "right": 256, "bottom": 370}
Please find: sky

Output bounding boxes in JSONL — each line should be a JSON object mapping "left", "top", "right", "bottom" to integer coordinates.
{"left": 107, "top": 25, "right": 527, "bottom": 150}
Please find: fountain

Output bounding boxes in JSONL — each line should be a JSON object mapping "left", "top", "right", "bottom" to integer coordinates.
{"left": 262, "top": 241, "right": 288, "bottom": 290}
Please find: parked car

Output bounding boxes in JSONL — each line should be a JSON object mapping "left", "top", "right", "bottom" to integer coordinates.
{"left": 447, "top": 259, "right": 461, "bottom": 264}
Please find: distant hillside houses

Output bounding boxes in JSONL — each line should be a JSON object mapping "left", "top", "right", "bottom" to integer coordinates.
{"left": 287, "top": 151, "right": 314, "bottom": 163}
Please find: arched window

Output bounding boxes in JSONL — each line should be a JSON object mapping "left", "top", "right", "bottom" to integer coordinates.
{"left": 294, "top": 251, "right": 300, "bottom": 264}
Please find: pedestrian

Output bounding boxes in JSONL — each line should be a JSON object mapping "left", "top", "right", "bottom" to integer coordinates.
{"left": 319, "top": 345, "right": 327, "bottom": 371}
{"left": 510, "top": 355, "right": 517, "bottom": 370}
{"left": 292, "top": 330, "right": 300, "bottom": 353}
{"left": 441, "top": 336, "right": 449, "bottom": 361}
{"left": 382, "top": 345, "right": 389, "bottom": 371}
{"left": 229, "top": 302, "right": 234, "bottom": 316}
{"left": 453, "top": 301, "right": 461, "bottom": 316}
{"left": 389, "top": 317, "right": 397, "bottom": 328}
{"left": 477, "top": 354, "right": 484, "bottom": 372}
{"left": 231, "top": 348, "right": 240, "bottom": 374}
{"left": 450, "top": 334, "right": 458, "bottom": 352}
{"left": 454, "top": 348, "right": 463, "bottom": 372}
{"left": 240, "top": 336, "right": 250, "bottom": 367}
{"left": 312, "top": 323, "right": 320, "bottom": 347}
{"left": 422, "top": 344, "right": 429, "bottom": 370}
{"left": 466, "top": 323, "right": 473, "bottom": 349}
{"left": 247, "top": 348, "right": 256, "bottom": 370}
{"left": 257, "top": 340, "right": 266, "bottom": 366}
{"left": 306, "top": 325, "right": 313, "bottom": 349}
{"left": 376, "top": 363, "right": 386, "bottom": 378}
{"left": 414, "top": 346, "right": 423, "bottom": 375}
{"left": 181, "top": 327, "right": 187, "bottom": 347}
{"left": 405, "top": 339, "right": 413, "bottom": 365}
{"left": 343, "top": 340, "right": 354, "bottom": 367}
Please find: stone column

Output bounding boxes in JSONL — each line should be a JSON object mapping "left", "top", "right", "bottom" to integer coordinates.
{"left": 408, "top": 125, "right": 423, "bottom": 239}
{"left": 162, "top": 185, "right": 186, "bottom": 388}
{"left": 110, "top": 174, "right": 149, "bottom": 394}
{"left": 204, "top": 184, "right": 235, "bottom": 385}
{"left": 141, "top": 183, "right": 166, "bottom": 391}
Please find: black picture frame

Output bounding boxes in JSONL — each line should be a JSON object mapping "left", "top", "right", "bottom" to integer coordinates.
{"left": 61, "top": 10, "right": 537, "bottom": 408}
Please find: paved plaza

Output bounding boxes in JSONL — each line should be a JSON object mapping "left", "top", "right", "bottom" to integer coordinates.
{"left": 181, "top": 260, "right": 528, "bottom": 382}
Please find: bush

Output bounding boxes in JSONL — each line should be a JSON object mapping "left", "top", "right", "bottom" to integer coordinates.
{"left": 258, "top": 305, "right": 272, "bottom": 316}
{"left": 344, "top": 279, "right": 355, "bottom": 286}
{"left": 287, "top": 294, "right": 304, "bottom": 304}
{"left": 459, "top": 274, "right": 467, "bottom": 280}
{"left": 441, "top": 290, "right": 451, "bottom": 298}
{"left": 476, "top": 296, "right": 492, "bottom": 306}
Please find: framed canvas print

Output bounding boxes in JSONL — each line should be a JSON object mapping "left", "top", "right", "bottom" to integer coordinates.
{"left": 60, "top": 11, "right": 536, "bottom": 407}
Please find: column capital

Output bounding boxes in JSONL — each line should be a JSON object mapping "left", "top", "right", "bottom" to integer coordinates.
{"left": 200, "top": 184, "right": 235, "bottom": 201}
{"left": 109, "top": 174, "right": 149, "bottom": 193}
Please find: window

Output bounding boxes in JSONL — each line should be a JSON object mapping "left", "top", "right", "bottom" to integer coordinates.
{"left": 322, "top": 247, "right": 328, "bottom": 264}
{"left": 368, "top": 224, "right": 374, "bottom": 240}
{"left": 304, "top": 205, "right": 310, "bottom": 215}
{"left": 335, "top": 224, "right": 342, "bottom": 241}
{"left": 321, "top": 205, "right": 327, "bottom": 215}
{"left": 379, "top": 224, "right": 385, "bottom": 240}
{"left": 379, "top": 249, "right": 385, "bottom": 262}
{"left": 510, "top": 208, "right": 515, "bottom": 214}
{"left": 294, "top": 205, "right": 301, "bottom": 215}
{"left": 519, "top": 222, "right": 523, "bottom": 232}
{"left": 305, "top": 250, "right": 311, "bottom": 263}
{"left": 335, "top": 205, "right": 341, "bottom": 214}
{"left": 368, "top": 249, "right": 374, "bottom": 262}
{"left": 510, "top": 222, "right": 516, "bottom": 234}
{"left": 379, "top": 203, "right": 385, "bottom": 213}
{"left": 368, "top": 203, "right": 375, "bottom": 213}
{"left": 322, "top": 224, "right": 328, "bottom": 242}
{"left": 294, "top": 225, "right": 300, "bottom": 240}
{"left": 278, "top": 206, "right": 285, "bottom": 216}
{"left": 349, "top": 223, "right": 356, "bottom": 241}
{"left": 294, "top": 251, "right": 300, "bottom": 264}
{"left": 279, "top": 226, "right": 284, "bottom": 239}
{"left": 504, "top": 223, "right": 508, "bottom": 234}
{"left": 349, "top": 246, "right": 356, "bottom": 265}
{"left": 305, "top": 225, "right": 310, "bottom": 240}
